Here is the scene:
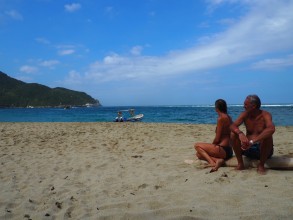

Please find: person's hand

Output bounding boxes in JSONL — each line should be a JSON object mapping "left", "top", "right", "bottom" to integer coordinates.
{"left": 241, "top": 139, "right": 255, "bottom": 150}
{"left": 239, "top": 133, "right": 249, "bottom": 150}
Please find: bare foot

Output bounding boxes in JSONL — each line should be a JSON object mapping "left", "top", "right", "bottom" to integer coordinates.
{"left": 235, "top": 163, "right": 245, "bottom": 171}
{"left": 257, "top": 164, "right": 266, "bottom": 175}
{"left": 210, "top": 159, "right": 224, "bottom": 173}
{"left": 203, "top": 163, "right": 215, "bottom": 169}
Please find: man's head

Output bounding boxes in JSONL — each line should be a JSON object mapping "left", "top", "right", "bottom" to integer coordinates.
{"left": 244, "top": 94, "right": 261, "bottom": 111}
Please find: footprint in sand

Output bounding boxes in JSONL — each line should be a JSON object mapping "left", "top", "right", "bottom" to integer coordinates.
{"left": 184, "top": 159, "right": 194, "bottom": 164}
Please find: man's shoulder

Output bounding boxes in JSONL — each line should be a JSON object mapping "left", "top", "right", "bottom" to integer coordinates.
{"left": 261, "top": 109, "right": 272, "bottom": 116}
{"left": 260, "top": 110, "right": 274, "bottom": 122}
{"left": 233, "top": 111, "right": 248, "bottom": 124}
{"left": 239, "top": 111, "right": 249, "bottom": 118}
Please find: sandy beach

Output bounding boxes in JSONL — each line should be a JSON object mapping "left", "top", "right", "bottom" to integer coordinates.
{"left": 0, "top": 122, "right": 292, "bottom": 219}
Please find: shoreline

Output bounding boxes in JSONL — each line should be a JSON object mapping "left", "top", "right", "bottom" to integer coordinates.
{"left": 1, "top": 122, "right": 292, "bottom": 219}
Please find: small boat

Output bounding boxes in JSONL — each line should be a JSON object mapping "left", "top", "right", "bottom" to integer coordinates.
{"left": 127, "top": 113, "right": 144, "bottom": 122}
{"left": 114, "top": 109, "right": 144, "bottom": 122}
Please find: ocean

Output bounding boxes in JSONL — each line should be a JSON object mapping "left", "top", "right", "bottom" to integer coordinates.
{"left": 0, "top": 105, "right": 293, "bottom": 126}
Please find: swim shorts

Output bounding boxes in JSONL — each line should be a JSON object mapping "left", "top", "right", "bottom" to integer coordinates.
{"left": 243, "top": 143, "right": 274, "bottom": 160}
{"left": 221, "top": 146, "right": 233, "bottom": 160}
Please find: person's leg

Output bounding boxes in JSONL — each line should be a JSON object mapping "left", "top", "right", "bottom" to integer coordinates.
{"left": 196, "top": 152, "right": 205, "bottom": 160}
{"left": 194, "top": 143, "right": 226, "bottom": 166}
{"left": 195, "top": 143, "right": 216, "bottom": 165}
{"left": 258, "top": 137, "right": 274, "bottom": 174}
{"left": 210, "top": 158, "right": 225, "bottom": 172}
{"left": 230, "top": 132, "right": 245, "bottom": 170}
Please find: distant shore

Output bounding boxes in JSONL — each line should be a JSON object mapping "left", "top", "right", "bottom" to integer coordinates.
{"left": 1, "top": 122, "right": 292, "bottom": 219}
{"left": 0, "top": 103, "right": 101, "bottom": 108}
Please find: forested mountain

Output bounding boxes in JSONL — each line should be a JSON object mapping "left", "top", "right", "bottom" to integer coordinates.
{"left": 0, "top": 71, "right": 101, "bottom": 107}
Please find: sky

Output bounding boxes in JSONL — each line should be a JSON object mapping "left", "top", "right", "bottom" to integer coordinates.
{"left": 1, "top": 0, "right": 293, "bottom": 106}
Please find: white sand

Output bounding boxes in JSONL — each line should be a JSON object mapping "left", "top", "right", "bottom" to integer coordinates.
{"left": 0, "top": 122, "right": 292, "bottom": 219}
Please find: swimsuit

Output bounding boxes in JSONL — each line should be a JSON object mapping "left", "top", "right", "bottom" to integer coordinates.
{"left": 218, "top": 145, "right": 233, "bottom": 160}
{"left": 242, "top": 143, "right": 274, "bottom": 160}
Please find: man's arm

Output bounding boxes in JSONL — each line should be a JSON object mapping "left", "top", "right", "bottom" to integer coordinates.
{"left": 230, "top": 112, "right": 250, "bottom": 148}
{"left": 230, "top": 112, "right": 246, "bottom": 135}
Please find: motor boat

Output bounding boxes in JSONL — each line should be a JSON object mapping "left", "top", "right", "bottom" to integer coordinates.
{"left": 114, "top": 109, "right": 144, "bottom": 122}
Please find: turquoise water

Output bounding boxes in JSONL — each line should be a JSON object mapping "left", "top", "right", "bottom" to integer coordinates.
{"left": 0, "top": 105, "right": 293, "bottom": 125}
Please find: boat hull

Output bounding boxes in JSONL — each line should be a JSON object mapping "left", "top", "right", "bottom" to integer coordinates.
{"left": 126, "top": 114, "right": 144, "bottom": 122}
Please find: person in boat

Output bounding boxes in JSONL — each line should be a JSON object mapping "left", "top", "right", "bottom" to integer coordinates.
{"left": 230, "top": 94, "right": 275, "bottom": 174}
{"left": 194, "top": 99, "right": 233, "bottom": 172}
{"left": 129, "top": 109, "right": 135, "bottom": 117}
{"left": 115, "top": 111, "right": 124, "bottom": 122}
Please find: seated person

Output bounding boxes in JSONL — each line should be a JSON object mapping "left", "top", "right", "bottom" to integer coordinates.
{"left": 115, "top": 111, "right": 124, "bottom": 122}
{"left": 194, "top": 99, "right": 233, "bottom": 172}
{"left": 230, "top": 94, "right": 275, "bottom": 174}
{"left": 129, "top": 109, "right": 135, "bottom": 117}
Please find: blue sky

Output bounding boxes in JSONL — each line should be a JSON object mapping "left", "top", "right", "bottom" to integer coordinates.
{"left": 1, "top": 0, "right": 293, "bottom": 106}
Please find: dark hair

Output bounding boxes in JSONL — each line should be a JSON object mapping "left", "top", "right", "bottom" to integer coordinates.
{"left": 246, "top": 94, "right": 261, "bottom": 109}
{"left": 215, "top": 99, "right": 227, "bottom": 113}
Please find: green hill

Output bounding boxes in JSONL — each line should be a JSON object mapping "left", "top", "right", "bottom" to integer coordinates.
{"left": 0, "top": 71, "right": 101, "bottom": 108}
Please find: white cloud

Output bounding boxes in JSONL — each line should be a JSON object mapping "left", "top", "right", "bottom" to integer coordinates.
{"left": 35, "top": 37, "right": 50, "bottom": 45}
{"left": 217, "top": 18, "right": 235, "bottom": 26}
{"left": 39, "top": 60, "right": 60, "bottom": 68}
{"left": 5, "top": 10, "right": 23, "bottom": 20}
{"left": 58, "top": 49, "right": 75, "bottom": 56}
{"left": 56, "top": 44, "right": 81, "bottom": 56}
{"left": 251, "top": 54, "right": 293, "bottom": 70}
{"left": 64, "top": 3, "right": 81, "bottom": 12}
{"left": 103, "top": 53, "right": 126, "bottom": 64}
{"left": 19, "top": 65, "right": 38, "bottom": 74}
{"left": 64, "top": 70, "right": 83, "bottom": 84}
{"left": 130, "top": 46, "right": 143, "bottom": 56}
{"left": 66, "top": 0, "right": 293, "bottom": 85}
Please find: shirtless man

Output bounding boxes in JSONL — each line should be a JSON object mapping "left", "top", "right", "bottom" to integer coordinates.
{"left": 230, "top": 95, "right": 275, "bottom": 174}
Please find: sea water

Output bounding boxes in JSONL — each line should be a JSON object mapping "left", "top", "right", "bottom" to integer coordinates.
{"left": 0, "top": 105, "right": 293, "bottom": 126}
